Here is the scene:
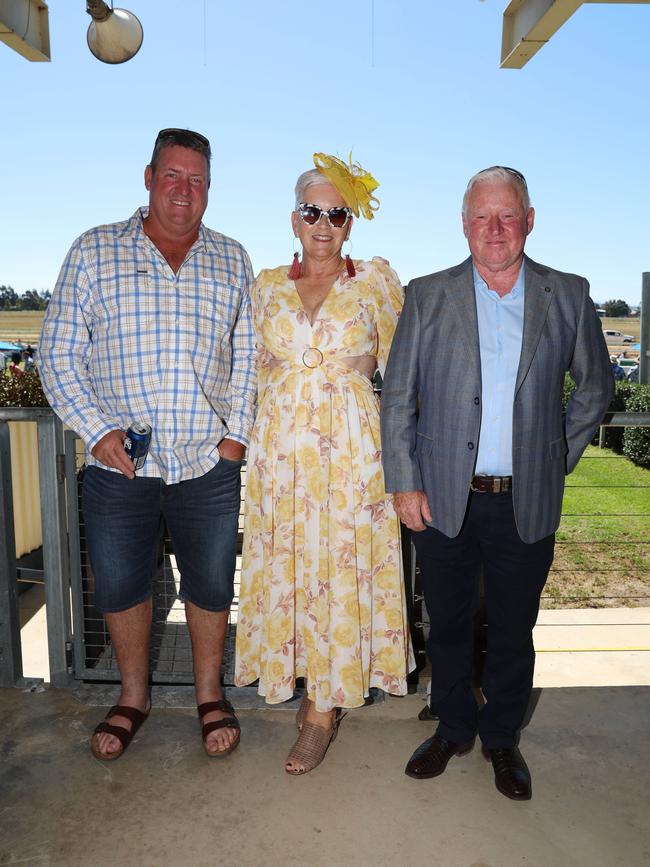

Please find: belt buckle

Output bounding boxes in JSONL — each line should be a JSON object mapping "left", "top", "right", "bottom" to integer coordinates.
{"left": 493, "top": 477, "right": 502, "bottom": 494}
{"left": 302, "top": 347, "right": 323, "bottom": 369}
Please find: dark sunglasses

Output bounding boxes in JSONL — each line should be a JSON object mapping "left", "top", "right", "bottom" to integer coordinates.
{"left": 480, "top": 165, "right": 528, "bottom": 190}
{"left": 155, "top": 128, "right": 211, "bottom": 149}
{"left": 297, "top": 202, "right": 352, "bottom": 229}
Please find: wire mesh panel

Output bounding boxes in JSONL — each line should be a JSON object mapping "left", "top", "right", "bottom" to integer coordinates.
{"left": 67, "top": 432, "right": 244, "bottom": 684}
{"left": 545, "top": 449, "right": 650, "bottom": 608}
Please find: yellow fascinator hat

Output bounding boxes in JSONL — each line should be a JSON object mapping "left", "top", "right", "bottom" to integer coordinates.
{"left": 313, "top": 152, "right": 380, "bottom": 220}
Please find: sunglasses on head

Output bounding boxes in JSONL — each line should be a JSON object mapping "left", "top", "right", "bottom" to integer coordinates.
{"left": 155, "top": 128, "right": 211, "bottom": 149}
{"left": 297, "top": 202, "right": 352, "bottom": 229}
{"left": 481, "top": 165, "right": 528, "bottom": 190}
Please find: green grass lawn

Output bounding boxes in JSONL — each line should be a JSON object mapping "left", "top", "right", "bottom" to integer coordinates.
{"left": 546, "top": 445, "right": 650, "bottom": 608}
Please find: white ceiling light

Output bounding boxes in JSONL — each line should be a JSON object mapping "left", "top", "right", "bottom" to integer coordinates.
{"left": 86, "top": 1, "right": 143, "bottom": 64}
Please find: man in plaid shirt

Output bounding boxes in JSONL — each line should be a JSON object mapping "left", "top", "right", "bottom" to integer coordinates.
{"left": 39, "top": 128, "right": 256, "bottom": 761}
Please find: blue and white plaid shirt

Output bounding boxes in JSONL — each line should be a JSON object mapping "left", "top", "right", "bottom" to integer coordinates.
{"left": 39, "top": 208, "right": 257, "bottom": 484}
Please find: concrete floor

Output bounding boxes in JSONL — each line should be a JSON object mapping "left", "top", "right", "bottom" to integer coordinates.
{"left": 1, "top": 685, "right": 649, "bottom": 867}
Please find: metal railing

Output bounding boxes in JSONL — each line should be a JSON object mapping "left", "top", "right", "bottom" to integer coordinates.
{"left": 408, "top": 411, "right": 650, "bottom": 670}
{"left": 0, "top": 407, "right": 72, "bottom": 688}
{"left": 2, "top": 408, "right": 648, "bottom": 688}
{"left": 550, "top": 411, "right": 650, "bottom": 607}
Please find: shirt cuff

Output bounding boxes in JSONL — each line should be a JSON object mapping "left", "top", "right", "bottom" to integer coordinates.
{"left": 221, "top": 431, "right": 249, "bottom": 448}
{"left": 83, "top": 417, "right": 125, "bottom": 453}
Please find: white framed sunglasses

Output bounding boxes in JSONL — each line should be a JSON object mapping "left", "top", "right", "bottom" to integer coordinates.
{"left": 297, "top": 202, "right": 352, "bottom": 229}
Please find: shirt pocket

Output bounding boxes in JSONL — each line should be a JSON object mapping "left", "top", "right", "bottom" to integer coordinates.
{"left": 185, "top": 279, "right": 240, "bottom": 341}
{"left": 92, "top": 269, "right": 157, "bottom": 339}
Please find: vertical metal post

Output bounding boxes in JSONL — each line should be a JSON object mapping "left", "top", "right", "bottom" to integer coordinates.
{"left": 640, "top": 273, "right": 649, "bottom": 385}
{"left": 0, "top": 421, "right": 23, "bottom": 686}
{"left": 65, "top": 430, "right": 86, "bottom": 677}
{"left": 37, "top": 414, "right": 73, "bottom": 686}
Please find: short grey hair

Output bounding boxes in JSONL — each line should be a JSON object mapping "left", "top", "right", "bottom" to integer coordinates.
{"left": 462, "top": 166, "right": 531, "bottom": 216}
{"left": 294, "top": 169, "right": 330, "bottom": 208}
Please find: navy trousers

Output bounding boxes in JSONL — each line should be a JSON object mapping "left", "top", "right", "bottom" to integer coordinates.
{"left": 412, "top": 490, "right": 554, "bottom": 748}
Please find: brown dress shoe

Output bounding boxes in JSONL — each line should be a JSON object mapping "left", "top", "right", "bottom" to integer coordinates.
{"left": 405, "top": 734, "right": 475, "bottom": 779}
{"left": 482, "top": 746, "right": 532, "bottom": 801}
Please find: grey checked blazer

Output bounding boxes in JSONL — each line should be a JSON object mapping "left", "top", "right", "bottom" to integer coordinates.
{"left": 380, "top": 255, "right": 614, "bottom": 544}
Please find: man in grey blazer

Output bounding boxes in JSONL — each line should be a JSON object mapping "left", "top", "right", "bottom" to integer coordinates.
{"left": 380, "top": 166, "right": 613, "bottom": 800}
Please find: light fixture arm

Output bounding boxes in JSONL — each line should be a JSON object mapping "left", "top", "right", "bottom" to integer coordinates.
{"left": 86, "top": 1, "right": 112, "bottom": 23}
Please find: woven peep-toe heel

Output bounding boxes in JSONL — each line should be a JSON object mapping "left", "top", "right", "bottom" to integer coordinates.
{"left": 285, "top": 709, "right": 344, "bottom": 775}
{"left": 295, "top": 692, "right": 310, "bottom": 731}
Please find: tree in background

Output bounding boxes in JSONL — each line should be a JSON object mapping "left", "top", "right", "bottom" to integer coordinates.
{"left": 0, "top": 285, "right": 50, "bottom": 310}
{"left": 18, "top": 289, "right": 51, "bottom": 310}
{"left": 0, "top": 285, "right": 19, "bottom": 309}
{"left": 602, "top": 299, "right": 631, "bottom": 317}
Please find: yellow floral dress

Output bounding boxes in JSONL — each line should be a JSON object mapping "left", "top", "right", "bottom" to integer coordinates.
{"left": 234, "top": 257, "right": 414, "bottom": 711}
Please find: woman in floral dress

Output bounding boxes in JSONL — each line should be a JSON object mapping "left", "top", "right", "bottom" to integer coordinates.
{"left": 235, "top": 154, "right": 413, "bottom": 773}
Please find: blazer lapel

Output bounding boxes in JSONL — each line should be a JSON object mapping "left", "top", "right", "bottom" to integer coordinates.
{"left": 515, "top": 256, "right": 555, "bottom": 394}
{"left": 443, "top": 258, "right": 481, "bottom": 381}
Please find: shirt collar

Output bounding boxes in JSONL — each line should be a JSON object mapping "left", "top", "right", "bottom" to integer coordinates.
{"left": 118, "top": 207, "right": 209, "bottom": 252}
{"left": 472, "top": 262, "right": 525, "bottom": 300}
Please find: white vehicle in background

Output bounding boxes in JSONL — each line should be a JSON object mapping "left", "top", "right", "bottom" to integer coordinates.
{"left": 603, "top": 329, "right": 635, "bottom": 344}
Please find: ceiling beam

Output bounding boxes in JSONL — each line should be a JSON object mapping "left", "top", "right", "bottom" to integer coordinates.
{"left": 501, "top": 0, "right": 650, "bottom": 69}
{"left": 0, "top": 0, "right": 50, "bottom": 61}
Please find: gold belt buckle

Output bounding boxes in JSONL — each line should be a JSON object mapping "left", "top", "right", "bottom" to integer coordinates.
{"left": 302, "top": 347, "right": 323, "bottom": 368}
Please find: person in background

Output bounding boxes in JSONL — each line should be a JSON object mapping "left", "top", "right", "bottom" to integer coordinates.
{"left": 8, "top": 351, "right": 24, "bottom": 377}
{"left": 22, "top": 348, "right": 36, "bottom": 371}
{"left": 39, "top": 128, "right": 256, "bottom": 761}
{"left": 381, "top": 165, "right": 612, "bottom": 801}
{"left": 235, "top": 153, "right": 414, "bottom": 774}
{"left": 610, "top": 356, "right": 626, "bottom": 381}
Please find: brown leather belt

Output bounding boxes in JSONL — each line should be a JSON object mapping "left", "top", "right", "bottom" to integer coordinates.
{"left": 470, "top": 475, "right": 512, "bottom": 494}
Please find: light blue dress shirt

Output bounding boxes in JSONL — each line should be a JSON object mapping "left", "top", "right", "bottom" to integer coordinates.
{"left": 473, "top": 264, "right": 525, "bottom": 476}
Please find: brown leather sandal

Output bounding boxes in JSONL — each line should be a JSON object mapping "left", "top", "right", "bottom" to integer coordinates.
{"left": 295, "top": 691, "right": 310, "bottom": 731}
{"left": 90, "top": 704, "right": 150, "bottom": 761}
{"left": 197, "top": 699, "right": 241, "bottom": 757}
{"left": 285, "top": 709, "right": 344, "bottom": 775}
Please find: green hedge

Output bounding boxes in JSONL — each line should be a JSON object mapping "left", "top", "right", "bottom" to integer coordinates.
{"left": 0, "top": 369, "right": 48, "bottom": 407}
{"left": 562, "top": 372, "right": 576, "bottom": 408}
{"left": 601, "top": 380, "right": 637, "bottom": 452}
{"left": 563, "top": 375, "right": 650, "bottom": 467}
{"left": 622, "top": 385, "right": 650, "bottom": 468}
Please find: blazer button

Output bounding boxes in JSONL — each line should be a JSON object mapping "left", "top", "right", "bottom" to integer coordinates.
{"left": 468, "top": 442, "right": 474, "bottom": 450}
{"left": 474, "top": 397, "right": 480, "bottom": 405}
{"left": 545, "top": 286, "right": 551, "bottom": 293}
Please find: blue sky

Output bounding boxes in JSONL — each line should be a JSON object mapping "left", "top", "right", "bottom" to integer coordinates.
{"left": 1, "top": 1, "right": 648, "bottom": 304}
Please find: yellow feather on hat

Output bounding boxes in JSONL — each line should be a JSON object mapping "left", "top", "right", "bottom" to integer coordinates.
{"left": 313, "top": 152, "right": 380, "bottom": 220}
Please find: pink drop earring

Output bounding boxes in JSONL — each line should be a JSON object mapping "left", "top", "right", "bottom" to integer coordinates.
{"left": 288, "top": 237, "right": 302, "bottom": 280}
{"left": 343, "top": 238, "right": 355, "bottom": 277}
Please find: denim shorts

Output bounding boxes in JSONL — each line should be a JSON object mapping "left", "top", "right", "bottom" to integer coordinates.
{"left": 82, "top": 459, "right": 242, "bottom": 613}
